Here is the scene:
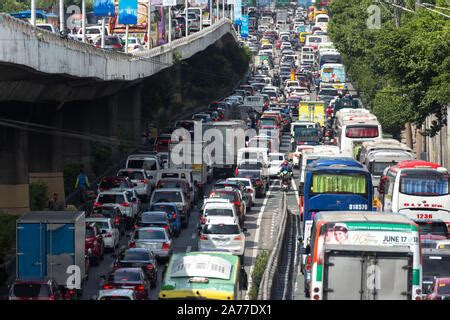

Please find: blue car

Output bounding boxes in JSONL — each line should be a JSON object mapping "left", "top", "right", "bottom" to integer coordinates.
{"left": 148, "top": 203, "right": 181, "bottom": 237}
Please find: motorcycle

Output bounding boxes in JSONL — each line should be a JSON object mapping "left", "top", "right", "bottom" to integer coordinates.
{"left": 278, "top": 170, "right": 293, "bottom": 192}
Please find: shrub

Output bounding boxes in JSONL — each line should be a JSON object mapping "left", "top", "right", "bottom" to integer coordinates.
{"left": 0, "top": 212, "right": 19, "bottom": 264}
{"left": 63, "top": 162, "right": 83, "bottom": 196}
{"left": 29, "top": 180, "right": 49, "bottom": 211}
{"left": 249, "top": 250, "right": 269, "bottom": 299}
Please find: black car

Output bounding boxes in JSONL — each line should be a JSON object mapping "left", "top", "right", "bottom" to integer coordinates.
{"left": 236, "top": 169, "right": 267, "bottom": 198}
{"left": 421, "top": 248, "right": 450, "bottom": 295}
{"left": 113, "top": 248, "right": 158, "bottom": 288}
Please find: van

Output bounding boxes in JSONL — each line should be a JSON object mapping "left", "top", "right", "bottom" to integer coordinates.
{"left": 125, "top": 154, "right": 162, "bottom": 187}
{"left": 237, "top": 147, "right": 269, "bottom": 166}
{"left": 243, "top": 96, "right": 266, "bottom": 113}
{"left": 156, "top": 169, "right": 197, "bottom": 204}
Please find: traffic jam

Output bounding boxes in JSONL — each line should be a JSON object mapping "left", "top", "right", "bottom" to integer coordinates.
{"left": 7, "top": 3, "right": 450, "bottom": 301}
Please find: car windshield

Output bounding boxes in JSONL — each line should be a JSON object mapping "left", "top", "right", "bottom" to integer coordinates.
{"left": 12, "top": 283, "right": 50, "bottom": 298}
{"left": 370, "top": 162, "right": 394, "bottom": 176}
{"left": 158, "top": 180, "right": 184, "bottom": 189}
{"left": 419, "top": 223, "right": 448, "bottom": 237}
{"left": 112, "top": 271, "right": 141, "bottom": 283}
{"left": 141, "top": 214, "right": 166, "bottom": 223}
{"left": 118, "top": 171, "right": 144, "bottom": 180}
{"left": 98, "top": 194, "right": 125, "bottom": 204}
{"left": 93, "top": 207, "right": 115, "bottom": 217}
{"left": 37, "top": 25, "right": 53, "bottom": 32}
{"left": 150, "top": 204, "right": 176, "bottom": 215}
{"left": 134, "top": 229, "right": 166, "bottom": 240}
{"left": 86, "top": 28, "right": 101, "bottom": 34}
{"left": 237, "top": 170, "right": 261, "bottom": 179}
{"left": 152, "top": 191, "right": 182, "bottom": 203}
{"left": 104, "top": 37, "right": 119, "bottom": 45}
{"left": 319, "top": 89, "right": 339, "bottom": 96}
{"left": 438, "top": 283, "right": 450, "bottom": 295}
{"left": 209, "top": 192, "right": 237, "bottom": 201}
{"left": 260, "top": 119, "right": 276, "bottom": 126}
{"left": 204, "top": 224, "right": 240, "bottom": 235}
{"left": 229, "top": 179, "right": 250, "bottom": 187}
{"left": 422, "top": 255, "right": 450, "bottom": 278}
{"left": 123, "top": 251, "right": 150, "bottom": 261}
{"left": 92, "top": 221, "right": 109, "bottom": 230}
{"left": 127, "top": 159, "right": 157, "bottom": 171}
{"left": 204, "top": 208, "right": 234, "bottom": 217}
{"left": 400, "top": 170, "right": 449, "bottom": 196}
{"left": 239, "top": 163, "right": 262, "bottom": 170}
{"left": 99, "top": 178, "right": 126, "bottom": 189}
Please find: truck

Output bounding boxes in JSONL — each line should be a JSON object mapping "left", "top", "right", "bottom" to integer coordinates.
{"left": 201, "top": 121, "right": 248, "bottom": 178}
{"left": 16, "top": 211, "right": 87, "bottom": 297}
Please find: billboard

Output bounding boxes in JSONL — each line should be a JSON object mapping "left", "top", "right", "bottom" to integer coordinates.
{"left": 118, "top": 0, "right": 138, "bottom": 25}
{"left": 240, "top": 15, "right": 248, "bottom": 38}
{"left": 162, "top": 0, "right": 177, "bottom": 5}
{"left": 94, "top": 0, "right": 115, "bottom": 17}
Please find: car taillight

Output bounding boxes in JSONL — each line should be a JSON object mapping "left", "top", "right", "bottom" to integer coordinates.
{"left": 248, "top": 188, "right": 254, "bottom": 193}
{"left": 172, "top": 214, "right": 177, "bottom": 219}
{"left": 103, "top": 284, "right": 113, "bottom": 290}
{"left": 141, "top": 179, "right": 148, "bottom": 184}
{"left": 163, "top": 225, "right": 170, "bottom": 230}
{"left": 306, "top": 255, "right": 311, "bottom": 271}
{"left": 94, "top": 202, "right": 101, "bottom": 207}
{"left": 134, "top": 45, "right": 139, "bottom": 49}
{"left": 113, "top": 44, "right": 122, "bottom": 49}
{"left": 128, "top": 241, "right": 136, "bottom": 248}
{"left": 162, "top": 242, "right": 170, "bottom": 250}
{"left": 232, "top": 201, "right": 241, "bottom": 206}
{"left": 200, "top": 234, "right": 208, "bottom": 240}
{"left": 114, "top": 217, "right": 120, "bottom": 226}
{"left": 146, "top": 264, "right": 154, "bottom": 271}
{"left": 256, "top": 179, "right": 263, "bottom": 186}
{"left": 234, "top": 236, "right": 242, "bottom": 240}
{"left": 135, "top": 285, "right": 146, "bottom": 291}
{"left": 121, "top": 202, "right": 130, "bottom": 207}
{"left": 200, "top": 216, "right": 206, "bottom": 224}
{"left": 104, "top": 232, "right": 112, "bottom": 238}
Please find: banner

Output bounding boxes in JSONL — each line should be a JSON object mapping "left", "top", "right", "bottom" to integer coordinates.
{"left": 94, "top": 0, "right": 115, "bottom": 17}
{"left": 234, "top": 0, "right": 242, "bottom": 24}
{"left": 227, "top": 0, "right": 235, "bottom": 5}
{"left": 240, "top": 15, "right": 248, "bottom": 38}
{"left": 162, "top": 0, "right": 177, "bottom": 5}
{"left": 119, "top": 0, "right": 138, "bottom": 24}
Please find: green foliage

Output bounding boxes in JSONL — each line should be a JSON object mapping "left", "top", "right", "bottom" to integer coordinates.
{"left": 0, "top": 212, "right": 18, "bottom": 264}
{"left": 248, "top": 250, "right": 269, "bottom": 300}
{"left": 63, "top": 162, "right": 83, "bottom": 196}
{"left": 91, "top": 144, "right": 113, "bottom": 177}
{"left": 1, "top": 0, "right": 94, "bottom": 13}
{"left": 328, "top": 0, "right": 450, "bottom": 137}
{"left": 29, "top": 180, "right": 49, "bottom": 211}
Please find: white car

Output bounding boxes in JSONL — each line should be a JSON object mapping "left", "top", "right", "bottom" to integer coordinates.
{"left": 76, "top": 26, "right": 108, "bottom": 43}
{"left": 95, "top": 190, "right": 140, "bottom": 224}
{"left": 226, "top": 177, "right": 256, "bottom": 205}
{"left": 198, "top": 220, "right": 247, "bottom": 260}
{"left": 200, "top": 202, "right": 239, "bottom": 228}
{"left": 117, "top": 169, "right": 152, "bottom": 201}
{"left": 268, "top": 153, "right": 286, "bottom": 178}
{"left": 126, "top": 37, "right": 143, "bottom": 52}
{"left": 96, "top": 289, "right": 136, "bottom": 300}
{"left": 86, "top": 217, "right": 120, "bottom": 250}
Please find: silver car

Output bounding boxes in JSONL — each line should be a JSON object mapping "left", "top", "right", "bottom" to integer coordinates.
{"left": 198, "top": 220, "right": 247, "bottom": 261}
{"left": 128, "top": 227, "right": 173, "bottom": 260}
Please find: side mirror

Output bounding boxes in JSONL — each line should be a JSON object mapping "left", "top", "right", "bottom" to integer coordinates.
{"left": 305, "top": 244, "right": 311, "bottom": 255}
{"left": 298, "top": 182, "right": 304, "bottom": 194}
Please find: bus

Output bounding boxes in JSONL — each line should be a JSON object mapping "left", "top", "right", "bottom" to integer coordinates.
{"left": 320, "top": 63, "right": 346, "bottom": 84}
{"left": 300, "top": 161, "right": 373, "bottom": 232}
{"left": 378, "top": 160, "right": 450, "bottom": 230}
{"left": 304, "top": 211, "right": 422, "bottom": 300}
{"left": 159, "top": 251, "right": 248, "bottom": 300}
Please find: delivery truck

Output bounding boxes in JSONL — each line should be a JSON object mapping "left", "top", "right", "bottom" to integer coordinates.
{"left": 16, "top": 211, "right": 87, "bottom": 297}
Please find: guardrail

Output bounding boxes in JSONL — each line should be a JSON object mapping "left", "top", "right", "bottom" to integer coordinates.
{"left": 257, "top": 191, "right": 288, "bottom": 300}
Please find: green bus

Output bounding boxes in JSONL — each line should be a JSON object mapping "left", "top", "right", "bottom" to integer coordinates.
{"left": 159, "top": 251, "right": 248, "bottom": 300}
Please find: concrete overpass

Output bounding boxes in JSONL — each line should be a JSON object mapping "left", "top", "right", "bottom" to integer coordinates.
{"left": 0, "top": 14, "right": 238, "bottom": 214}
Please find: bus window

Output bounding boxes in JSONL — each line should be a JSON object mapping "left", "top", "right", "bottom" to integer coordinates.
{"left": 345, "top": 126, "right": 379, "bottom": 138}
{"left": 310, "top": 174, "right": 367, "bottom": 195}
{"left": 400, "top": 170, "right": 449, "bottom": 196}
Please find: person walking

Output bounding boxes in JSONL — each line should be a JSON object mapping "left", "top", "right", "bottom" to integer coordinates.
{"left": 75, "top": 168, "right": 90, "bottom": 203}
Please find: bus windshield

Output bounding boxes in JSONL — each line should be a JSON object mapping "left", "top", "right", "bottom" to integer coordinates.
{"left": 321, "top": 67, "right": 345, "bottom": 83}
{"left": 400, "top": 170, "right": 449, "bottom": 196}
{"left": 309, "top": 173, "right": 367, "bottom": 196}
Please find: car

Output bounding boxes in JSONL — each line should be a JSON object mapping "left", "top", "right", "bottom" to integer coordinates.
{"left": 148, "top": 203, "right": 182, "bottom": 237}
{"left": 77, "top": 25, "right": 109, "bottom": 43}
{"left": 226, "top": 177, "right": 256, "bottom": 207}
{"left": 85, "top": 222, "right": 105, "bottom": 266}
{"left": 94, "top": 190, "right": 140, "bottom": 228}
{"left": 421, "top": 248, "right": 450, "bottom": 296}
{"left": 86, "top": 217, "right": 120, "bottom": 251}
{"left": 174, "top": 16, "right": 188, "bottom": 36}
{"left": 102, "top": 268, "right": 150, "bottom": 300}
{"left": 155, "top": 178, "right": 193, "bottom": 209}
{"left": 91, "top": 205, "right": 126, "bottom": 236}
{"left": 8, "top": 277, "right": 69, "bottom": 300}
{"left": 171, "top": 19, "right": 182, "bottom": 39}
{"left": 268, "top": 152, "right": 286, "bottom": 178}
{"left": 236, "top": 160, "right": 270, "bottom": 187}
{"left": 96, "top": 289, "right": 137, "bottom": 300}
{"left": 154, "top": 133, "right": 172, "bottom": 153}
{"left": 93, "top": 35, "right": 123, "bottom": 51}
{"left": 125, "top": 154, "right": 162, "bottom": 187}
{"left": 117, "top": 169, "right": 152, "bottom": 201}
{"left": 128, "top": 227, "right": 173, "bottom": 261}
{"left": 135, "top": 211, "right": 173, "bottom": 237}
{"left": 192, "top": 113, "right": 212, "bottom": 123}
{"left": 425, "top": 277, "right": 450, "bottom": 300}
{"left": 187, "top": 12, "right": 200, "bottom": 32}
{"left": 97, "top": 176, "right": 134, "bottom": 194}
{"left": 416, "top": 220, "right": 449, "bottom": 240}
{"left": 36, "top": 23, "right": 58, "bottom": 33}
{"left": 214, "top": 179, "right": 253, "bottom": 209}
{"left": 149, "top": 188, "right": 190, "bottom": 228}
{"left": 208, "top": 189, "right": 246, "bottom": 226}
{"left": 126, "top": 37, "right": 143, "bottom": 52}
{"left": 113, "top": 248, "right": 158, "bottom": 288}
{"left": 199, "top": 202, "right": 239, "bottom": 228}
{"left": 236, "top": 169, "right": 267, "bottom": 198}
{"left": 198, "top": 221, "right": 247, "bottom": 262}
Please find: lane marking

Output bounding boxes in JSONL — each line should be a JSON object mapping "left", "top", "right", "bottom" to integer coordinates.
{"left": 245, "top": 181, "right": 275, "bottom": 300}
{"left": 191, "top": 233, "right": 197, "bottom": 239}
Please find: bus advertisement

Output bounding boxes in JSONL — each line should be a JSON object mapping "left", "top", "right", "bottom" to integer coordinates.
{"left": 306, "top": 212, "right": 422, "bottom": 300}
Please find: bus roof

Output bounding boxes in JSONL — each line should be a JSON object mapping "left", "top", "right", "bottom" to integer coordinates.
{"left": 315, "top": 211, "right": 417, "bottom": 226}
{"left": 309, "top": 165, "right": 370, "bottom": 174}
{"left": 390, "top": 160, "right": 446, "bottom": 171}
{"left": 309, "top": 157, "right": 364, "bottom": 168}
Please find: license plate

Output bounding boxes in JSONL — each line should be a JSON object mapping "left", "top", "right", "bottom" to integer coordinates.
{"left": 417, "top": 213, "right": 433, "bottom": 219}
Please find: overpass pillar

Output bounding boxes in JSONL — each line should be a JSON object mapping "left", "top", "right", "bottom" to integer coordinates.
{"left": 28, "top": 110, "right": 65, "bottom": 204}
{"left": 0, "top": 127, "right": 29, "bottom": 214}
{"left": 108, "top": 94, "right": 121, "bottom": 163}
{"left": 118, "top": 85, "right": 142, "bottom": 149}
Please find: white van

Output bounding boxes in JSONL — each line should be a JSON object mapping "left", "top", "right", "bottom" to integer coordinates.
{"left": 125, "top": 154, "right": 162, "bottom": 187}
{"left": 243, "top": 96, "right": 266, "bottom": 113}
{"left": 237, "top": 147, "right": 269, "bottom": 166}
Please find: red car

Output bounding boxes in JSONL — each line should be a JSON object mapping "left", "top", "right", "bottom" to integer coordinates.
{"left": 8, "top": 278, "right": 69, "bottom": 300}
{"left": 86, "top": 223, "right": 105, "bottom": 266}
{"left": 154, "top": 133, "right": 172, "bottom": 153}
{"left": 102, "top": 267, "right": 150, "bottom": 300}
{"left": 425, "top": 277, "right": 450, "bottom": 300}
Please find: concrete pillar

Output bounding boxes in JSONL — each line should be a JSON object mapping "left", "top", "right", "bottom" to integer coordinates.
{"left": 131, "top": 85, "right": 142, "bottom": 143}
{"left": 0, "top": 127, "right": 29, "bottom": 214}
{"left": 108, "top": 94, "right": 121, "bottom": 163}
{"left": 118, "top": 85, "right": 142, "bottom": 147}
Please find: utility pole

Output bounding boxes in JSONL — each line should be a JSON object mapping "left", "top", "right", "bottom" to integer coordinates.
{"left": 31, "top": 0, "right": 36, "bottom": 26}
{"left": 147, "top": 2, "right": 152, "bottom": 49}
{"left": 59, "top": 0, "right": 65, "bottom": 32}
{"left": 394, "top": 0, "right": 402, "bottom": 27}
{"left": 82, "top": 0, "right": 86, "bottom": 43}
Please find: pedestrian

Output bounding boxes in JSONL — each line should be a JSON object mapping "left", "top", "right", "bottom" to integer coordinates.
{"left": 48, "top": 193, "right": 64, "bottom": 211}
{"left": 75, "top": 168, "right": 90, "bottom": 203}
